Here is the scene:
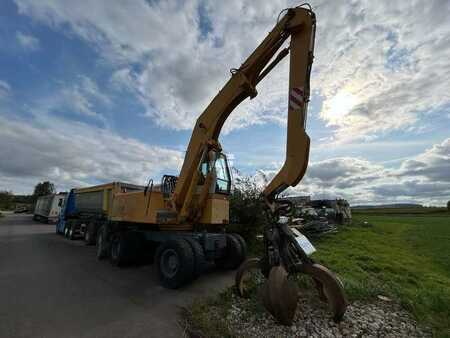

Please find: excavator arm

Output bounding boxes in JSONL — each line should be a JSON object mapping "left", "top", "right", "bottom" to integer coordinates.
{"left": 172, "top": 6, "right": 316, "bottom": 221}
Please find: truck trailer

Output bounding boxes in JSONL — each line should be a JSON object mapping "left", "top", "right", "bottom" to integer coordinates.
{"left": 33, "top": 193, "right": 67, "bottom": 223}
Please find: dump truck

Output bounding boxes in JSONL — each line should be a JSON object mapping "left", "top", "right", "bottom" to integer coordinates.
{"left": 33, "top": 193, "right": 67, "bottom": 223}
{"left": 57, "top": 182, "right": 144, "bottom": 239}
{"left": 58, "top": 4, "right": 347, "bottom": 325}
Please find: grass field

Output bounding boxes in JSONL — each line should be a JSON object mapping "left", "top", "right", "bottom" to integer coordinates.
{"left": 188, "top": 209, "right": 450, "bottom": 337}
{"left": 313, "top": 210, "right": 450, "bottom": 337}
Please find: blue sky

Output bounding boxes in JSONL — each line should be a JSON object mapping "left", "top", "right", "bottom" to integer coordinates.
{"left": 0, "top": 0, "right": 449, "bottom": 205}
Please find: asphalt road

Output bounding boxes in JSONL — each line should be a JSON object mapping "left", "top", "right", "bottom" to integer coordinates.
{"left": 0, "top": 212, "right": 234, "bottom": 338}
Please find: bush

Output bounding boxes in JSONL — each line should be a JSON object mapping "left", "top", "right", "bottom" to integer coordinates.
{"left": 227, "top": 172, "right": 269, "bottom": 245}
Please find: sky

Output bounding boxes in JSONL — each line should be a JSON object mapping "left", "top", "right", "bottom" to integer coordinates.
{"left": 0, "top": 0, "right": 449, "bottom": 206}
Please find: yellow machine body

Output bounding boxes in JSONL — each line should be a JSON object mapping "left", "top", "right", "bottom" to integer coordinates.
{"left": 109, "top": 190, "right": 229, "bottom": 230}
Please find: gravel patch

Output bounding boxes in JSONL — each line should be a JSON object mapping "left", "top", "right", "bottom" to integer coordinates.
{"left": 223, "top": 290, "right": 432, "bottom": 338}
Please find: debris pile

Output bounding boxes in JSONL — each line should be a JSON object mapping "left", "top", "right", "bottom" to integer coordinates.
{"left": 286, "top": 198, "right": 352, "bottom": 236}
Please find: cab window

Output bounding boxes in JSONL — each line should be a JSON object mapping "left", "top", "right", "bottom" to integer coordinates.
{"left": 214, "top": 154, "right": 231, "bottom": 194}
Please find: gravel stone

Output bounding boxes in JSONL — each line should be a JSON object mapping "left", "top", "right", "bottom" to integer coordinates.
{"left": 218, "top": 289, "right": 432, "bottom": 337}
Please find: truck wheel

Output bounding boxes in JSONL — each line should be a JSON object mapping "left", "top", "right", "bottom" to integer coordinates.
{"left": 185, "top": 238, "right": 206, "bottom": 278}
{"left": 84, "top": 222, "right": 96, "bottom": 246}
{"left": 110, "top": 232, "right": 133, "bottom": 267}
{"left": 155, "top": 239, "right": 195, "bottom": 289}
{"left": 96, "top": 226, "right": 109, "bottom": 260}
{"left": 68, "top": 226, "right": 76, "bottom": 240}
{"left": 215, "top": 234, "right": 245, "bottom": 270}
{"left": 64, "top": 223, "right": 70, "bottom": 238}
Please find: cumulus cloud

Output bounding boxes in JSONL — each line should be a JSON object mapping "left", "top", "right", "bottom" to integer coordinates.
{"left": 14, "top": 0, "right": 450, "bottom": 139}
{"left": 32, "top": 75, "right": 111, "bottom": 122}
{"left": 0, "top": 114, "right": 183, "bottom": 194}
{"left": 0, "top": 80, "right": 11, "bottom": 100}
{"left": 397, "top": 138, "right": 450, "bottom": 182}
{"left": 247, "top": 138, "right": 450, "bottom": 205}
{"left": 16, "top": 31, "right": 40, "bottom": 50}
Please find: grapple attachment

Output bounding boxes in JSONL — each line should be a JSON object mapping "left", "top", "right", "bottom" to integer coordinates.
{"left": 235, "top": 221, "right": 347, "bottom": 326}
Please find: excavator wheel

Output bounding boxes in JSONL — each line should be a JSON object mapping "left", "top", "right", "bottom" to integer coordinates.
{"left": 303, "top": 263, "right": 347, "bottom": 322}
{"left": 215, "top": 234, "right": 245, "bottom": 270}
{"left": 155, "top": 239, "right": 195, "bottom": 289}
{"left": 185, "top": 238, "right": 207, "bottom": 279}
{"left": 230, "top": 233, "right": 247, "bottom": 260}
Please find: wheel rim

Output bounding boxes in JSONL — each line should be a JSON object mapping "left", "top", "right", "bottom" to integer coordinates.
{"left": 160, "top": 249, "right": 179, "bottom": 278}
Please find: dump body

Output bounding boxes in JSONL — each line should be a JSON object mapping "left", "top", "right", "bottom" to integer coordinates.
{"left": 34, "top": 193, "right": 67, "bottom": 223}
{"left": 72, "top": 182, "right": 144, "bottom": 219}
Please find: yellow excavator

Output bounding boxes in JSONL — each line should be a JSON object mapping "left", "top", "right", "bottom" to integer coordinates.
{"left": 61, "top": 3, "right": 347, "bottom": 326}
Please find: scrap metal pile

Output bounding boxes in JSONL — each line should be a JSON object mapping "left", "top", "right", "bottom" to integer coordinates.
{"left": 289, "top": 199, "right": 352, "bottom": 236}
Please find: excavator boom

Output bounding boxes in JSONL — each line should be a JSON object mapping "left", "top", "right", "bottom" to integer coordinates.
{"left": 172, "top": 7, "right": 316, "bottom": 220}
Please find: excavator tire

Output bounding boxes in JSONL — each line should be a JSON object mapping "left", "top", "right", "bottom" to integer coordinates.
{"left": 155, "top": 239, "right": 195, "bottom": 289}
{"left": 230, "top": 233, "right": 247, "bottom": 260}
{"left": 185, "top": 238, "right": 206, "bottom": 279}
{"left": 215, "top": 234, "right": 245, "bottom": 270}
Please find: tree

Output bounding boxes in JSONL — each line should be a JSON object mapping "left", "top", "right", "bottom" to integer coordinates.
{"left": 228, "top": 171, "right": 269, "bottom": 244}
{"left": 33, "top": 181, "right": 55, "bottom": 199}
{"left": 0, "top": 190, "right": 14, "bottom": 210}
{"left": 447, "top": 200, "right": 450, "bottom": 211}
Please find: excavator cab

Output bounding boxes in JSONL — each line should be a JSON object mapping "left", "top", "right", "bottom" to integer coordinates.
{"left": 195, "top": 151, "right": 231, "bottom": 225}
{"left": 199, "top": 152, "right": 231, "bottom": 195}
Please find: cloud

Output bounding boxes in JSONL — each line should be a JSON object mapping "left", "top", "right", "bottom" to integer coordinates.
{"left": 0, "top": 114, "right": 183, "bottom": 194}
{"left": 397, "top": 138, "right": 450, "bottom": 182}
{"left": 0, "top": 80, "right": 11, "bottom": 103}
{"left": 313, "top": 0, "right": 450, "bottom": 141}
{"left": 16, "top": 31, "right": 40, "bottom": 50}
{"left": 32, "top": 75, "right": 111, "bottom": 122}
{"left": 247, "top": 138, "right": 449, "bottom": 205}
{"left": 14, "top": 0, "right": 450, "bottom": 139}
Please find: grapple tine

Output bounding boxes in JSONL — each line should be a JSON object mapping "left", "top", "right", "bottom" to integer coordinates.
{"left": 303, "top": 263, "right": 347, "bottom": 322}
{"left": 235, "top": 258, "right": 261, "bottom": 297}
{"left": 262, "top": 266, "right": 299, "bottom": 326}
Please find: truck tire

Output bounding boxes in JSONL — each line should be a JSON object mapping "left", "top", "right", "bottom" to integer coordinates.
{"left": 84, "top": 222, "right": 96, "bottom": 246}
{"left": 110, "top": 232, "right": 135, "bottom": 267}
{"left": 68, "top": 225, "right": 76, "bottom": 240}
{"left": 64, "top": 223, "right": 70, "bottom": 238}
{"left": 185, "top": 238, "right": 206, "bottom": 278}
{"left": 96, "top": 226, "right": 109, "bottom": 260}
{"left": 230, "top": 233, "right": 247, "bottom": 260}
{"left": 215, "top": 234, "right": 245, "bottom": 270}
{"left": 155, "top": 239, "right": 195, "bottom": 289}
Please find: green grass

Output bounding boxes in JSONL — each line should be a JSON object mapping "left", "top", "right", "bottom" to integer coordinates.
{"left": 312, "top": 212, "right": 450, "bottom": 337}
{"left": 188, "top": 210, "right": 450, "bottom": 337}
